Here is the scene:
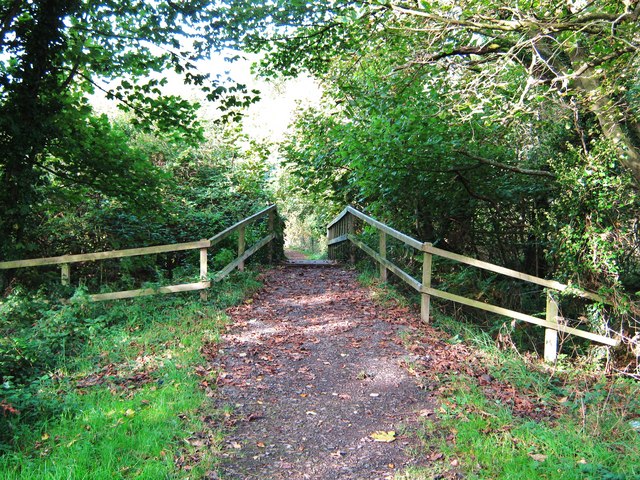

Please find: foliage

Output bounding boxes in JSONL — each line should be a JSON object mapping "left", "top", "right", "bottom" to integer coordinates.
{"left": 227, "top": 0, "right": 640, "bottom": 359}
{"left": 4, "top": 120, "right": 276, "bottom": 293}
{"left": 0, "top": 0, "right": 260, "bottom": 261}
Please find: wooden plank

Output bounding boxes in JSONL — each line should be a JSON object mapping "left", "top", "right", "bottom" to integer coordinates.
{"left": 200, "top": 248, "right": 208, "bottom": 301}
{"left": 0, "top": 239, "right": 211, "bottom": 270}
{"left": 268, "top": 210, "right": 275, "bottom": 263}
{"left": 61, "top": 264, "right": 70, "bottom": 286}
{"left": 209, "top": 205, "right": 276, "bottom": 246}
{"left": 348, "top": 213, "right": 356, "bottom": 264}
{"left": 326, "top": 207, "right": 351, "bottom": 230}
{"left": 345, "top": 207, "right": 423, "bottom": 250}
{"left": 238, "top": 225, "right": 246, "bottom": 272}
{"left": 421, "top": 252, "right": 432, "bottom": 323}
{"left": 545, "top": 292, "right": 559, "bottom": 362}
{"left": 423, "top": 243, "right": 604, "bottom": 302}
{"left": 213, "top": 233, "right": 275, "bottom": 282}
{"left": 348, "top": 235, "right": 422, "bottom": 291}
{"left": 327, "top": 234, "right": 349, "bottom": 246}
{"left": 379, "top": 231, "right": 387, "bottom": 282}
{"left": 89, "top": 281, "right": 211, "bottom": 302}
{"left": 423, "top": 286, "right": 618, "bottom": 346}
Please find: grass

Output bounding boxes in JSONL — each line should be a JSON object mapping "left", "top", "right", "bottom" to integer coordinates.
{"left": 427, "top": 373, "right": 640, "bottom": 480}
{"left": 353, "top": 261, "right": 640, "bottom": 480}
{"left": 0, "top": 271, "right": 263, "bottom": 479}
{"left": 286, "top": 246, "right": 326, "bottom": 261}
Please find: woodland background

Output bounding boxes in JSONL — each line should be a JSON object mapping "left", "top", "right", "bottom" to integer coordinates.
{"left": 0, "top": 0, "right": 639, "bottom": 465}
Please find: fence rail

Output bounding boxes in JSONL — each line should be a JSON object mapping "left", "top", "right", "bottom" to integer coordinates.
{"left": 0, "top": 205, "right": 278, "bottom": 302}
{"left": 327, "top": 206, "right": 618, "bottom": 362}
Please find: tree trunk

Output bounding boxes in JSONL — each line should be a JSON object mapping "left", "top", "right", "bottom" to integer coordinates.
{"left": 569, "top": 47, "right": 640, "bottom": 183}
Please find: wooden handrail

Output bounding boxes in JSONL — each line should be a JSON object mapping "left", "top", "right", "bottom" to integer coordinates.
{"left": 327, "top": 206, "right": 423, "bottom": 250}
{"left": 328, "top": 206, "right": 603, "bottom": 300}
{"left": 327, "top": 206, "right": 619, "bottom": 358}
{"left": 1, "top": 205, "right": 279, "bottom": 303}
{"left": 209, "top": 205, "right": 276, "bottom": 245}
{"left": 0, "top": 240, "right": 211, "bottom": 269}
{"left": 422, "top": 244, "right": 604, "bottom": 302}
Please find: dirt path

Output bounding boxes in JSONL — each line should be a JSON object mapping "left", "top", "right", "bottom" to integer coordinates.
{"left": 213, "top": 266, "right": 435, "bottom": 479}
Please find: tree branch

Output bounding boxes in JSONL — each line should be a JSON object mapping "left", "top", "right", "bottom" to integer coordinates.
{"left": 453, "top": 170, "right": 497, "bottom": 205}
{"left": 454, "top": 150, "right": 556, "bottom": 178}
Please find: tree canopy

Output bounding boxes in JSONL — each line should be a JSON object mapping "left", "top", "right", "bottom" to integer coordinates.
{"left": 0, "top": 0, "right": 257, "bottom": 260}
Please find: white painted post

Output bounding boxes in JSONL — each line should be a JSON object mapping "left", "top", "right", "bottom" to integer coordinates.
{"left": 544, "top": 291, "right": 559, "bottom": 362}
{"left": 379, "top": 231, "right": 387, "bottom": 282}
{"left": 200, "top": 246, "right": 208, "bottom": 301}
{"left": 421, "top": 247, "right": 433, "bottom": 323}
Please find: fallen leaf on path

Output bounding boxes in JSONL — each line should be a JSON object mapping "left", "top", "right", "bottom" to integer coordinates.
{"left": 370, "top": 431, "right": 396, "bottom": 442}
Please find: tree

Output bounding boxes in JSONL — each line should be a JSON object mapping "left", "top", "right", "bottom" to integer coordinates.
{"left": 219, "top": 0, "right": 639, "bottom": 183}
{"left": 0, "top": 0, "right": 256, "bottom": 261}
{"left": 384, "top": 0, "right": 640, "bottom": 182}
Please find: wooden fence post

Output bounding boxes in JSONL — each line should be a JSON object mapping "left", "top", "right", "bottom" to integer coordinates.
{"left": 238, "top": 225, "right": 246, "bottom": 271}
{"left": 544, "top": 291, "right": 559, "bottom": 362}
{"left": 200, "top": 246, "right": 208, "bottom": 301}
{"left": 268, "top": 209, "right": 275, "bottom": 264}
{"left": 348, "top": 214, "right": 356, "bottom": 264}
{"left": 421, "top": 247, "right": 433, "bottom": 323}
{"left": 379, "top": 231, "right": 387, "bottom": 282}
{"left": 61, "top": 263, "right": 70, "bottom": 286}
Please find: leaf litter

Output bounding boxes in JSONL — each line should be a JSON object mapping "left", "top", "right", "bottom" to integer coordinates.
{"left": 211, "top": 266, "right": 435, "bottom": 479}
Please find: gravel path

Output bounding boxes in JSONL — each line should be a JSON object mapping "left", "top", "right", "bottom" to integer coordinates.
{"left": 213, "top": 266, "right": 435, "bottom": 479}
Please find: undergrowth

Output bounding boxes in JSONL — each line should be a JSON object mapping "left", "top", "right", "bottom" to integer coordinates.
{"left": 0, "top": 270, "right": 263, "bottom": 479}
{"left": 356, "top": 261, "right": 640, "bottom": 480}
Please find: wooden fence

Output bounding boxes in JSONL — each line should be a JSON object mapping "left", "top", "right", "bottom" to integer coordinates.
{"left": 0, "top": 205, "right": 278, "bottom": 302}
{"left": 327, "top": 206, "right": 619, "bottom": 362}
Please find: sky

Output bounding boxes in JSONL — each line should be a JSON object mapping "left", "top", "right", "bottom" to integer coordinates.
{"left": 91, "top": 51, "right": 323, "bottom": 146}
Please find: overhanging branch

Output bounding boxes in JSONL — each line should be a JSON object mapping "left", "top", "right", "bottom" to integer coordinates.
{"left": 455, "top": 150, "right": 556, "bottom": 178}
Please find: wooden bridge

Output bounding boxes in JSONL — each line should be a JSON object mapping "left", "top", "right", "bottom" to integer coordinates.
{"left": 0, "top": 204, "right": 619, "bottom": 363}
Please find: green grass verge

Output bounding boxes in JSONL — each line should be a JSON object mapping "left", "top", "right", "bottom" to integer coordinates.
{"left": 401, "top": 316, "right": 640, "bottom": 480}
{"left": 0, "top": 271, "right": 263, "bottom": 479}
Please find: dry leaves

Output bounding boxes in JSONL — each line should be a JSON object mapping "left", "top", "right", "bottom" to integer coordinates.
{"left": 370, "top": 431, "right": 396, "bottom": 443}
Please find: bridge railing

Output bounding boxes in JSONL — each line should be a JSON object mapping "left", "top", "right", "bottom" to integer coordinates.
{"left": 0, "top": 205, "right": 278, "bottom": 302}
{"left": 327, "top": 206, "right": 618, "bottom": 362}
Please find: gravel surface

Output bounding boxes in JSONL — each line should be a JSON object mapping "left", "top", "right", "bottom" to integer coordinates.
{"left": 213, "top": 266, "right": 435, "bottom": 479}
